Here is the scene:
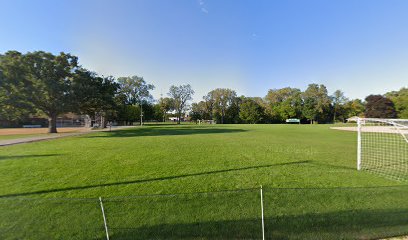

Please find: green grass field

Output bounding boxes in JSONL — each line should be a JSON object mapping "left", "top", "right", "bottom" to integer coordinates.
{"left": 1, "top": 124, "right": 408, "bottom": 239}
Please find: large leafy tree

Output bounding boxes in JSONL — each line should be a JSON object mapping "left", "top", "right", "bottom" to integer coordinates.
{"left": 203, "top": 92, "right": 215, "bottom": 120}
{"left": 386, "top": 88, "right": 408, "bottom": 118}
{"left": 239, "top": 97, "right": 265, "bottom": 124}
{"left": 265, "top": 87, "right": 302, "bottom": 122}
{"left": 158, "top": 97, "right": 174, "bottom": 122}
{"left": 302, "top": 84, "right": 331, "bottom": 124}
{"left": 331, "top": 90, "right": 348, "bottom": 122}
{"left": 0, "top": 58, "right": 34, "bottom": 124}
{"left": 116, "top": 105, "right": 140, "bottom": 125}
{"left": 117, "top": 76, "right": 154, "bottom": 125}
{"left": 0, "top": 51, "right": 79, "bottom": 133}
{"left": 168, "top": 84, "right": 194, "bottom": 124}
{"left": 152, "top": 103, "right": 165, "bottom": 122}
{"left": 224, "top": 96, "right": 242, "bottom": 124}
{"left": 70, "top": 69, "right": 118, "bottom": 126}
{"left": 190, "top": 101, "right": 212, "bottom": 122}
{"left": 344, "top": 99, "right": 365, "bottom": 119}
{"left": 365, "top": 95, "right": 397, "bottom": 118}
{"left": 206, "top": 88, "right": 237, "bottom": 124}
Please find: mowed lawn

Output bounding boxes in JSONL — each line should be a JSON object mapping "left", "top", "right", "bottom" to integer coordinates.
{"left": 1, "top": 124, "right": 408, "bottom": 239}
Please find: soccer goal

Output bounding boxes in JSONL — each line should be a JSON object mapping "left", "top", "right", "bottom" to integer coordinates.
{"left": 357, "top": 118, "right": 408, "bottom": 180}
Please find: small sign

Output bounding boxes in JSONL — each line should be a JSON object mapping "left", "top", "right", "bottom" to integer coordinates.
{"left": 286, "top": 119, "right": 300, "bottom": 123}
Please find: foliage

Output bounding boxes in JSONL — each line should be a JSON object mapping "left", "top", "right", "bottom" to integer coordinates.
{"left": 344, "top": 99, "right": 365, "bottom": 119}
{"left": 158, "top": 97, "right": 174, "bottom": 122}
{"left": 365, "top": 95, "right": 397, "bottom": 118}
{"left": 190, "top": 101, "right": 210, "bottom": 122}
{"left": 0, "top": 51, "right": 79, "bottom": 132}
{"left": 151, "top": 103, "right": 165, "bottom": 122}
{"left": 302, "top": 84, "right": 332, "bottom": 123}
{"left": 117, "top": 76, "right": 155, "bottom": 125}
{"left": 224, "top": 96, "right": 241, "bottom": 124}
{"left": 386, "top": 88, "right": 408, "bottom": 118}
{"left": 116, "top": 105, "right": 140, "bottom": 125}
{"left": 239, "top": 97, "right": 265, "bottom": 123}
{"left": 203, "top": 92, "right": 215, "bottom": 120}
{"left": 265, "top": 87, "right": 302, "bottom": 122}
{"left": 117, "top": 76, "right": 154, "bottom": 105}
{"left": 331, "top": 90, "right": 348, "bottom": 122}
{"left": 1, "top": 50, "right": 407, "bottom": 127}
{"left": 0, "top": 55, "right": 35, "bottom": 123}
{"left": 71, "top": 69, "right": 119, "bottom": 120}
{"left": 167, "top": 84, "right": 194, "bottom": 124}
{"left": 205, "top": 88, "right": 237, "bottom": 124}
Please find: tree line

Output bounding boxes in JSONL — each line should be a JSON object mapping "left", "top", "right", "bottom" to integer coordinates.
{"left": 1, "top": 51, "right": 407, "bottom": 132}
{"left": 191, "top": 85, "right": 406, "bottom": 124}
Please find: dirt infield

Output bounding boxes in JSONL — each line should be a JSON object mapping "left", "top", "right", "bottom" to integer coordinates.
{"left": 331, "top": 126, "right": 408, "bottom": 134}
{"left": 0, "top": 127, "right": 89, "bottom": 136}
{"left": 330, "top": 127, "right": 357, "bottom": 132}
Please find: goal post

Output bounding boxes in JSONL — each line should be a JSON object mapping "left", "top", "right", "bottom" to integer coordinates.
{"left": 357, "top": 117, "right": 408, "bottom": 180}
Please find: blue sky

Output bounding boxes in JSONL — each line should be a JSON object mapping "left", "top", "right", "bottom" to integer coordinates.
{"left": 1, "top": 0, "right": 408, "bottom": 101}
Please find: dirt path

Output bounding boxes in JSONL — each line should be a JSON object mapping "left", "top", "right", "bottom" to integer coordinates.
{"left": 0, "top": 126, "right": 135, "bottom": 147}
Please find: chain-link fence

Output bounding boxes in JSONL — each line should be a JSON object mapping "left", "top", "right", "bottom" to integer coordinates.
{"left": 2, "top": 186, "right": 408, "bottom": 239}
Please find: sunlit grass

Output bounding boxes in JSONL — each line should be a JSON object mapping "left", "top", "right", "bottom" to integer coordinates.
{"left": 0, "top": 124, "right": 407, "bottom": 239}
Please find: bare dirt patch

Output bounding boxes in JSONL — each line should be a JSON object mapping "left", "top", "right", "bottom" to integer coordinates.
{"left": 0, "top": 127, "right": 90, "bottom": 136}
{"left": 331, "top": 126, "right": 408, "bottom": 134}
{"left": 330, "top": 127, "right": 358, "bottom": 132}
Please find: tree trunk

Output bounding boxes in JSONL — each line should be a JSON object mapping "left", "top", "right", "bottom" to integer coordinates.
{"left": 101, "top": 115, "right": 105, "bottom": 128}
{"left": 177, "top": 110, "right": 181, "bottom": 124}
{"left": 221, "top": 108, "right": 225, "bottom": 124}
{"left": 140, "top": 104, "right": 143, "bottom": 126}
{"left": 48, "top": 113, "right": 58, "bottom": 133}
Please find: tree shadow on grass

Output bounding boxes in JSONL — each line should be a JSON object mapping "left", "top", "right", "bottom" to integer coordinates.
{"left": 307, "top": 161, "right": 356, "bottom": 170}
{"left": 0, "top": 161, "right": 310, "bottom": 198}
{"left": 108, "top": 208, "right": 408, "bottom": 239}
{"left": 87, "top": 126, "right": 247, "bottom": 138}
{"left": 0, "top": 154, "right": 62, "bottom": 162}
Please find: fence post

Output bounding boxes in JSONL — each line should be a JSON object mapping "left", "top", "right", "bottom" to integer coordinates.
{"left": 260, "top": 185, "right": 265, "bottom": 240}
{"left": 99, "top": 197, "right": 110, "bottom": 240}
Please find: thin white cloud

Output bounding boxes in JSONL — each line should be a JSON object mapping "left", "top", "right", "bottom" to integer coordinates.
{"left": 198, "top": 0, "right": 208, "bottom": 13}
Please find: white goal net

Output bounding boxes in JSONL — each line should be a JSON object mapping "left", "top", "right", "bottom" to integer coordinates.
{"left": 358, "top": 118, "right": 408, "bottom": 181}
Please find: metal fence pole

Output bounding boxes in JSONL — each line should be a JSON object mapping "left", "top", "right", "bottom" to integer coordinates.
{"left": 99, "top": 197, "right": 110, "bottom": 240}
{"left": 260, "top": 185, "right": 265, "bottom": 240}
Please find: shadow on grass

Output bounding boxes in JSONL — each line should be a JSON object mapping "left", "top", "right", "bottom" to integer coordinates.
{"left": 308, "top": 161, "right": 356, "bottom": 170}
{"left": 87, "top": 126, "right": 247, "bottom": 138}
{"left": 108, "top": 208, "right": 408, "bottom": 239}
{"left": 0, "top": 154, "right": 62, "bottom": 161}
{"left": 0, "top": 161, "right": 309, "bottom": 198}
